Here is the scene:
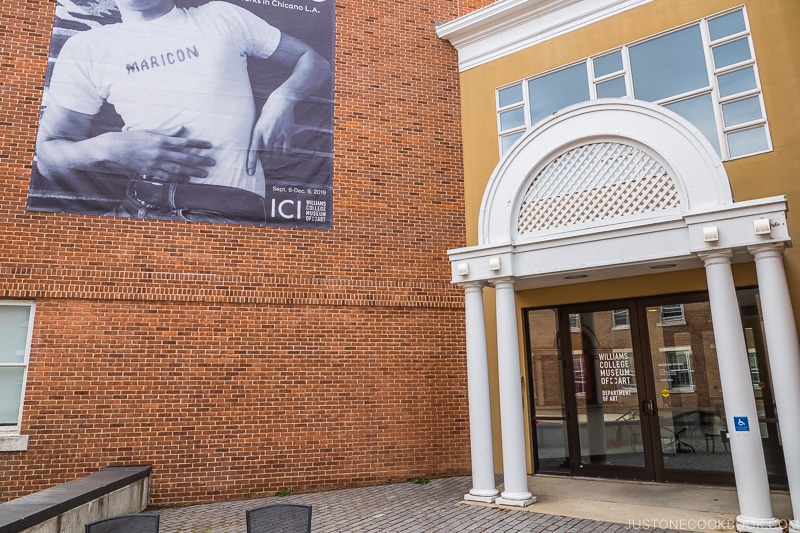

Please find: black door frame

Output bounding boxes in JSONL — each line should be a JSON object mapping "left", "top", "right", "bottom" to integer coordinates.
{"left": 526, "top": 291, "right": 736, "bottom": 486}
{"left": 559, "top": 297, "right": 656, "bottom": 482}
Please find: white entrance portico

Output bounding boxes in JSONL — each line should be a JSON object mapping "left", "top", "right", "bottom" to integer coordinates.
{"left": 449, "top": 100, "right": 800, "bottom": 532}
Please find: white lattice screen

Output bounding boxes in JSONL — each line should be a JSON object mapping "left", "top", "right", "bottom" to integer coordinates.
{"left": 517, "top": 142, "right": 680, "bottom": 235}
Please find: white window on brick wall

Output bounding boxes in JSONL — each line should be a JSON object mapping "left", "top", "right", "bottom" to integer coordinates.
{"left": 572, "top": 353, "right": 587, "bottom": 397}
{"left": 0, "top": 302, "right": 34, "bottom": 436}
{"left": 496, "top": 7, "right": 770, "bottom": 161}
{"left": 664, "top": 348, "right": 695, "bottom": 392}
{"left": 568, "top": 313, "right": 581, "bottom": 332}
{"left": 611, "top": 309, "right": 630, "bottom": 329}
{"left": 659, "top": 304, "right": 686, "bottom": 325}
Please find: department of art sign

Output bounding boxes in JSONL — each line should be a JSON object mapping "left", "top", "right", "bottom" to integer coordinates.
{"left": 27, "top": 0, "right": 335, "bottom": 229}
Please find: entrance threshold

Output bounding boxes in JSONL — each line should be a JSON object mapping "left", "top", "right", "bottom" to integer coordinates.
{"left": 463, "top": 475, "right": 792, "bottom": 533}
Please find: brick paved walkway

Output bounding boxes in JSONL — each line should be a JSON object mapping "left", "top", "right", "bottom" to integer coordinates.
{"left": 156, "top": 476, "right": 696, "bottom": 532}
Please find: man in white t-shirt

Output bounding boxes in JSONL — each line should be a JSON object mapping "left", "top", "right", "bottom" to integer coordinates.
{"left": 36, "top": 0, "right": 330, "bottom": 221}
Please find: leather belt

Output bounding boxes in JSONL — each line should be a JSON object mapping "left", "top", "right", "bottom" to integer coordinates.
{"left": 127, "top": 178, "right": 268, "bottom": 222}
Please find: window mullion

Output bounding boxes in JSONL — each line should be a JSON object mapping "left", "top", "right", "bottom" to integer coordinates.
{"left": 652, "top": 86, "right": 713, "bottom": 107}
{"left": 718, "top": 87, "right": 761, "bottom": 105}
{"left": 587, "top": 58, "right": 597, "bottom": 100}
{"left": 722, "top": 118, "right": 767, "bottom": 134}
{"left": 709, "top": 29, "right": 750, "bottom": 47}
{"left": 621, "top": 45, "right": 634, "bottom": 99}
{"left": 713, "top": 58, "right": 755, "bottom": 76}
{"left": 523, "top": 79, "right": 532, "bottom": 130}
{"left": 712, "top": 57, "right": 756, "bottom": 75}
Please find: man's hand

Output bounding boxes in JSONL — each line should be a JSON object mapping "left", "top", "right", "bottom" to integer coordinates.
{"left": 245, "top": 33, "right": 330, "bottom": 176}
{"left": 99, "top": 126, "right": 216, "bottom": 182}
{"left": 36, "top": 105, "right": 216, "bottom": 184}
{"left": 246, "top": 96, "right": 298, "bottom": 175}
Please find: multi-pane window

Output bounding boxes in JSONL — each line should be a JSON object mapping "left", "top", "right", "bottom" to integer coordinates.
{"left": 497, "top": 84, "right": 527, "bottom": 154}
{"left": 748, "top": 348, "right": 761, "bottom": 389}
{"left": 611, "top": 309, "right": 630, "bottom": 329}
{"left": 0, "top": 302, "right": 34, "bottom": 432}
{"left": 664, "top": 349, "right": 694, "bottom": 392}
{"left": 659, "top": 304, "right": 685, "bottom": 325}
{"left": 572, "top": 354, "right": 587, "bottom": 396}
{"left": 496, "top": 7, "right": 769, "bottom": 161}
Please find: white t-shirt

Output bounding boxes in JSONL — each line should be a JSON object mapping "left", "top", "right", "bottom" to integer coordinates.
{"left": 48, "top": 2, "right": 282, "bottom": 196}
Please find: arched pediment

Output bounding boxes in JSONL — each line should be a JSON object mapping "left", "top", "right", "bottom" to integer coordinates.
{"left": 450, "top": 99, "right": 788, "bottom": 287}
{"left": 517, "top": 141, "right": 681, "bottom": 237}
{"left": 479, "top": 99, "right": 733, "bottom": 245}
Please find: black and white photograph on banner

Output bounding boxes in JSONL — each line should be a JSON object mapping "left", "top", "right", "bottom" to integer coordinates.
{"left": 27, "top": 0, "right": 335, "bottom": 229}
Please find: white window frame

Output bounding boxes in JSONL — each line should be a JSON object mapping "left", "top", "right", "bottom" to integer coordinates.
{"left": 0, "top": 301, "right": 34, "bottom": 451}
{"left": 659, "top": 304, "right": 686, "bottom": 325}
{"left": 496, "top": 81, "right": 529, "bottom": 155}
{"left": 748, "top": 348, "right": 761, "bottom": 389}
{"left": 572, "top": 353, "right": 587, "bottom": 397}
{"left": 661, "top": 347, "right": 695, "bottom": 393}
{"left": 611, "top": 309, "right": 630, "bottom": 329}
{"left": 496, "top": 6, "right": 770, "bottom": 161}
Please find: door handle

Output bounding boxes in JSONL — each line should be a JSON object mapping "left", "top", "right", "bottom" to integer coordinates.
{"left": 642, "top": 400, "right": 655, "bottom": 416}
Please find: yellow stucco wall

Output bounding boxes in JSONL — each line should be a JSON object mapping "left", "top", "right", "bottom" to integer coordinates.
{"left": 455, "top": 0, "right": 800, "bottom": 473}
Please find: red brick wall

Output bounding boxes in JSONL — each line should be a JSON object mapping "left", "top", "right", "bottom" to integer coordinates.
{"left": 0, "top": 0, "right": 493, "bottom": 505}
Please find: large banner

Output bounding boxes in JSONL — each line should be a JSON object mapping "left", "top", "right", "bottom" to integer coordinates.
{"left": 27, "top": 0, "right": 335, "bottom": 229}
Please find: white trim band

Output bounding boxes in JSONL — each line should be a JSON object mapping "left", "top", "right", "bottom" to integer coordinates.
{"left": 436, "top": 0, "right": 652, "bottom": 71}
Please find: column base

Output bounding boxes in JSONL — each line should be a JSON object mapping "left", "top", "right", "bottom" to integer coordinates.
{"left": 464, "top": 492, "right": 498, "bottom": 503}
{"left": 495, "top": 491, "right": 537, "bottom": 507}
{"left": 789, "top": 519, "right": 800, "bottom": 533}
{"left": 735, "top": 515, "right": 784, "bottom": 533}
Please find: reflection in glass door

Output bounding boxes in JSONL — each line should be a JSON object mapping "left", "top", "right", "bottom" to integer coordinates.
{"left": 527, "top": 293, "right": 749, "bottom": 485}
{"left": 643, "top": 299, "right": 734, "bottom": 479}
{"left": 528, "top": 304, "right": 651, "bottom": 478}
{"left": 527, "top": 309, "right": 570, "bottom": 474}
{"left": 566, "top": 307, "right": 648, "bottom": 474}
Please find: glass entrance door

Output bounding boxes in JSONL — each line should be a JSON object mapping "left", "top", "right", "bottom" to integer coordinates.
{"left": 528, "top": 294, "right": 738, "bottom": 484}
{"left": 562, "top": 304, "right": 653, "bottom": 479}
{"left": 641, "top": 296, "right": 734, "bottom": 483}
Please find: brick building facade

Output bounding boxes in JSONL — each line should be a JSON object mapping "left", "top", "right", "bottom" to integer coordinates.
{"left": 0, "top": 0, "right": 494, "bottom": 506}
{"left": 6, "top": 1, "right": 800, "bottom": 529}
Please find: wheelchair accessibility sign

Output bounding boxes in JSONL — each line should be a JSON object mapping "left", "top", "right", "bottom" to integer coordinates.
{"left": 734, "top": 416, "right": 750, "bottom": 432}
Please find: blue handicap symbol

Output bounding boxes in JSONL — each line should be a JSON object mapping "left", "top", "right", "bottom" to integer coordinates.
{"left": 733, "top": 416, "right": 749, "bottom": 431}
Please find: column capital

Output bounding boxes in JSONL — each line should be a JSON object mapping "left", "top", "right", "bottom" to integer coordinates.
{"left": 748, "top": 243, "right": 786, "bottom": 261}
{"left": 489, "top": 277, "right": 516, "bottom": 289}
{"left": 458, "top": 281, "right": 488, "bottom": 291}
{"left": 697, "top": 249, "right": 733, "bottom": 267}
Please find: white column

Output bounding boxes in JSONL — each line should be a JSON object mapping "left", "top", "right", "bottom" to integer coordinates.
{"left": 492, "top": 278, "right": 536, "bottom": 507}
{"left": 700, "top": 251, "right": 782, "bottom": 533}
{"left": 749, "top": 245, "right": 800, "bottom": 533}
{"left": 461, "top": 282, "right": 500, "bottom": 503}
